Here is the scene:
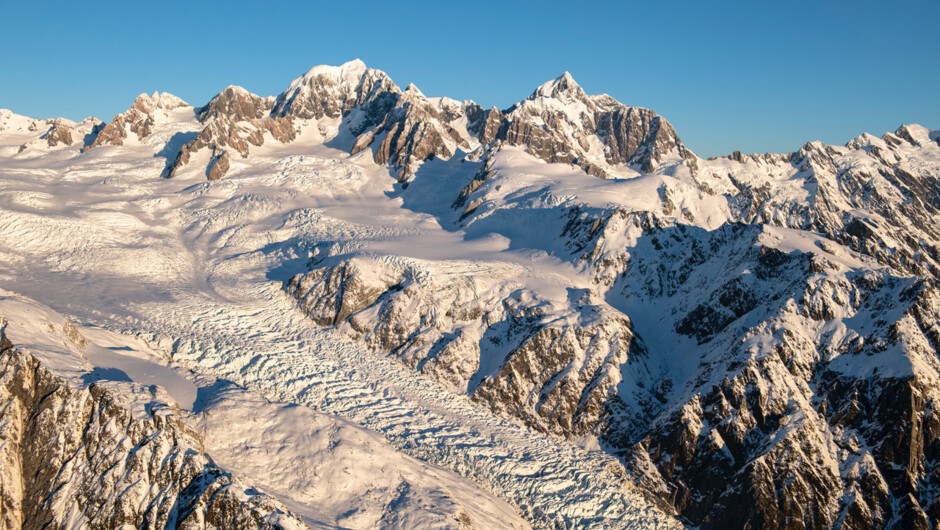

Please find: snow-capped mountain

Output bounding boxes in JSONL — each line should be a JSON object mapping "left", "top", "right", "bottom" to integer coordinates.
{"left": 2, "top": 59, "right": 939, "bottom": 529}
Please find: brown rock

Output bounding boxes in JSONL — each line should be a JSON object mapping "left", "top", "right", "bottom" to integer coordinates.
{"left": 206, "top": 148, "right": 230, "bottom": 181}
{"left": 43, "top": 119, "right": 73, "bottom": 147}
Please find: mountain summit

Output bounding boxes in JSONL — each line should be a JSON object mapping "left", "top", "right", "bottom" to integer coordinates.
{"left": 529, "top": 71, "right": 587, "bottom": 100}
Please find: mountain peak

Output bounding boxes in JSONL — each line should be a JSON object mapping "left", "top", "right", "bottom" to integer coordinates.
{"left": 273, "top": 60, "right": 399, "bottom": 122}
{"left": 219, "top": 85, "right": 253, "bottom": 95}
{"left": 199, "top": 85, "right": 269, "bottom": 122}
{"left": 530, "top": 71, "right": 585, "bottom": 100}
{"left": 403, "top": 83, "right": 425, "bottom": 98}
{"left": 299, "top": 58, "right": 369, "bottom": 83}
{"left": 130, "top": 92, "right": 187, "bottom": 115}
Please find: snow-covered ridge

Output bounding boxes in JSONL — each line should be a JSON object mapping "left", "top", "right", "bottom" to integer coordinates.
{"left": 45, "top": 59, "right": 693, "bottom": 181}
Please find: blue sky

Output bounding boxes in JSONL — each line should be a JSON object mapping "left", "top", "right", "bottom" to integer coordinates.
{"left": 2, "top": 0, "right": 937, "bottom": 157}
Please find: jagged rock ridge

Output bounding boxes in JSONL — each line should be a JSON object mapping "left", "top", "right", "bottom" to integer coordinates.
{"left": 81, "top": 60, "right": 692, "bottom": 181}
{"left": 0, "top": 330, "right": 306, "bottom": 529}
{"left": 88, "top": 92, "right": 188, "bottom": 149}
{"left": 285, "top": 256, "right": 652, "bottom": 437}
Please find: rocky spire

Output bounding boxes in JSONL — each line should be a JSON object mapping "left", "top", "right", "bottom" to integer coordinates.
{"left": 42, "top": 118, "right": 74, "bottom": 147}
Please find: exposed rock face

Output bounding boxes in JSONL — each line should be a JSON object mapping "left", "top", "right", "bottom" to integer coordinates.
{"left": 199, "top": 85, "right": 274, "bottom": 122}
{"left": 166, "top": 86, "right": 296, "bottom": 179}
{"left": 284, "top": 257, "right": 400, "bottom": 326}
{"left": 272, "top": 59, "right": 399, "bottom": 124}
{"left": 363, "top": 86, "right": 477, "bottom": 180}
{"left": 493, "top": 73, "right": 695, "bottom": 175}
{"left": 0, "top": 332, "right": 305, "bottom": 529}
{"left": 87, "top": 92, "right": 188, "bottom": 149}
{"left": 206, "top": 147, "right": 230, "bottom": 180}
{"left": 466, "top": 105, "right": 504, "bottom": 145}
{"left": 286, "top": 256, "right": 653, "bottom": 437}
{"left": 472, "top": 304, "right": 646, "bottom": 437}
{"left": 42, "top": 118, "right": 73, "bottom": 147}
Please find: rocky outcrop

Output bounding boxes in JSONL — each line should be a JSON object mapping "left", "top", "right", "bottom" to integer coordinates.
{"left": 285, "top": 257, "right": 401, "bottom": 326}
{"left": 166, "top": 86, "right": 296, "bottom": 179}
{"left": 360, "top": 86, "right": 476, "bottom": 180}
{"left": 86, "top": 92, "right": 188, "bottom": 150}
{"left": 286, "top": 256, "right": 655, "bottom": 438}
{"left": 6, "top": 115, "right": 103, "bottom": 153}
{"left": 466, "top": 105, "right": 504, "bottom": 145}
{"left": 0, "top": 331, "right": 306, "bottom": 529}
{"left": 206, "top": 147, "right": 230, "bottom": 181}
{"left": 42, "top": 118, "right": 73, "bottom": 147}
{"left": 472, "top": 302, "right": 646, "bottom": 437}
{"left": 199, "top": 85, "right": 273, "bottom": 122}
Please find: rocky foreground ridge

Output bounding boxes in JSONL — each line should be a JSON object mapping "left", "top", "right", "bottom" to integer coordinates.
{"left": 0, "top": 329, "right": 306, "bottom": 530}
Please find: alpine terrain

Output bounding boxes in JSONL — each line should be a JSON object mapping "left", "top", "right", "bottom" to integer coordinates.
{"left": 1, "top": 59, "right": 939, "bottom": 529}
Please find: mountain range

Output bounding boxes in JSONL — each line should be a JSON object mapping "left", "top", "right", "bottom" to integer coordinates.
{"left": 1, "top": 59, "right": 939, "bottom": 529}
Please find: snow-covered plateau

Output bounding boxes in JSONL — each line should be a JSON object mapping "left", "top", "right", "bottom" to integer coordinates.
{"left": 1, "top": 59, "right": 939, "bottom": 529}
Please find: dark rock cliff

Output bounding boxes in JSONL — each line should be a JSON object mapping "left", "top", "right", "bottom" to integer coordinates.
{"left": 0, "top": 331, "right": 306, "bottom": 529}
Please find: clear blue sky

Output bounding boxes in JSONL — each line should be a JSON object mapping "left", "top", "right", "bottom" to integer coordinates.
{"left": 2, "top": 0, "right": 937, "bottom": 157}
